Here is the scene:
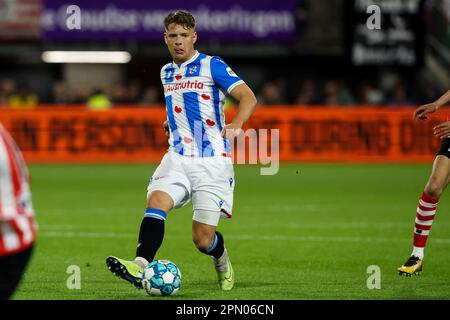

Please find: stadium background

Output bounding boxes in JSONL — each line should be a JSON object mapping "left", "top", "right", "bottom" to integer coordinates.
{"left": 1, "top": 0, "right": 450, "bottom": 300}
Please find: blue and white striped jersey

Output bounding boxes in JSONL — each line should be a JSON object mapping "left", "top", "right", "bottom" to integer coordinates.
{"left": 160, "top": 51, "right": 244, "bottom": 157}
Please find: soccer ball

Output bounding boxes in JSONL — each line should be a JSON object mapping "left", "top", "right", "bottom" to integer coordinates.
{"left": 141, "top": 259, "right": 181, "bottom": 296}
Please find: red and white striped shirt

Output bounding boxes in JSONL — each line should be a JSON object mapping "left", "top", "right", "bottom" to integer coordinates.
{"left": 0, "top": 123, "right": 36, "bottom": 257}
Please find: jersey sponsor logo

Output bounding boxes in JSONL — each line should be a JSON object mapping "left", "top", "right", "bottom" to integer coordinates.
{"left": 163, "top": 80, "right": 204, "bottom": 93}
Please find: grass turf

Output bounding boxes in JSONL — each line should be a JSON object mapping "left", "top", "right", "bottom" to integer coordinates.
{"left": 12, "top": 163, "right": 450, "bottom": 300}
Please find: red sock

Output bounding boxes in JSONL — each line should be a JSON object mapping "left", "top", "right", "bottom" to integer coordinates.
{"left": 413, "top": 192, "right": 439, "bottom": 248}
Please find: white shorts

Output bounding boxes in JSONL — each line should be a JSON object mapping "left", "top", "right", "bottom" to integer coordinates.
{"left": 147, "top": 151, "right": 235, "bottom": 225}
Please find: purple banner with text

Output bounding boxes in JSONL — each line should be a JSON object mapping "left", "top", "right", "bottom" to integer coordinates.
{"left": 42, "top": 0, "right": 297, "bottom": 42}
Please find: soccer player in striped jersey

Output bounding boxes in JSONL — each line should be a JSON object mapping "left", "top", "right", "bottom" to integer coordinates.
{"left": 0, "top": 123, "right": 36, "bottom": 299}
{"left": 398, "top": 89, "right": 450, "bottom": 276}
{"left": 106, "top": 10, "right": 257, "bottom": 290}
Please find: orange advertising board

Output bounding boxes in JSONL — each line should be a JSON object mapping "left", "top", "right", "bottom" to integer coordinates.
{"left": 0, "top": 106, "right": 448, "bottom": 163}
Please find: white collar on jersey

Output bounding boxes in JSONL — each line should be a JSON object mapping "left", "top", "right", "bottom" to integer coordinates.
{"left": 173, "top": 50, "right": 200, "bottom": 69}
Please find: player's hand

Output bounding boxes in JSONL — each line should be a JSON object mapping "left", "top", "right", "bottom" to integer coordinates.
{"left": 413, "top": 102, "right": 438, "bottom": 121}
{"left": 222, "top": 122, "right": 243, "bottom": 140}
{"left": 163, "top": 120, "right": 170, "bottom": 137}
{"left": 433, "top": 121, "right": 450, "bottom": 140}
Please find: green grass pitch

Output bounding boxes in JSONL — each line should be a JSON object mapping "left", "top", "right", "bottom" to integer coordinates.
{"left": 12, "top": 163, "right": 450, "bottom": 299}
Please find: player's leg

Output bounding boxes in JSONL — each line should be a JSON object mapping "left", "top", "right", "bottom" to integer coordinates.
{"left": 398, "top": 152, "right": 450, "bottom": 276}
{"left": 192, "top": 214, "right": 234, "bottom": 290}
{"left": 135, "top": 190, "right": 174, "bottom": 267}
{"left": 106, "top": 190, "right": 177, "bottom": 288}
{"left": 423, "top": 155, "right": 450, "bottom": 198}
{"left": 106, "top": 152, "right": 191, "bottom": 288}
{"left": 416, "top": 154, "right": 450, "bottom": 251}
{"left": 0, "top": 246, "right": 34, "bottom": 300}
{"left": 189, "top": 156, "right": 235, "bottom": 290}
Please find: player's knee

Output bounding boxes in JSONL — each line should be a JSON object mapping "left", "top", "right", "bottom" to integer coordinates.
{"left": 147, "top": 191, "right": 173, "bottom": 212}
{"left": 424, "top": 178, "right": 444, "bottom": 198}
{"left": 192, "top": 234, "right": 213, "bottom": 253}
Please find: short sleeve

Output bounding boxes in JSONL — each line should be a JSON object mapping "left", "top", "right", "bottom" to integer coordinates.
{"left": 161, "top": 63, "right": 174, "bottom": 84}
{"left": 210, "top": 56, "right": 244, "bottom": 94}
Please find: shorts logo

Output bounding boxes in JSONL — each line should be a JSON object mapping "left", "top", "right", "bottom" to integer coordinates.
{"left": 229, "top": 177, "right": 234, "bottom": 187}
{"left": 218, "top": 200, "right": 224, "bottom": 208}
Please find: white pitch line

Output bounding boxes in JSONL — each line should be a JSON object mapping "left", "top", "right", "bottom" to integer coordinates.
{"left": 38, "top": 221, "right": 434, "bottom": 231}
{"left": 283, "top": 222, "right": 421, "bottom": 229}
{"left": 37, "top": 207, "right": 144, "bottom": 215}
{"left": 37, "top": 230, "right": 450, "bottom": 244}
{"left": 39, "top": 231, "right": 136, "bottom": 239}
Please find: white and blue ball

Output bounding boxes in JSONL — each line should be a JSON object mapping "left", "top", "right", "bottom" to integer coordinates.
{"left": 142, "top": 259, "right": 181, "bottom": 296}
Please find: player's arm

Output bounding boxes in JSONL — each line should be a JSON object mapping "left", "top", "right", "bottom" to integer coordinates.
{"left": 223, "top": 83, "right": 257, "bottom": 139}
{"left": 423, "top": 89, "right": 450, "bottom": 139}
{"left": 160, "top": 64, "right": 171, "bottom": 138}
{"left": 414, "top": 89, "right": 450, "bottom": 120}
{"left": 209, "top": 56, "right": 257, "bottom": 138}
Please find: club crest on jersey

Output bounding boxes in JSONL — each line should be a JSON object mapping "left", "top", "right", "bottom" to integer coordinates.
{"left": 187, "top": 65, "right": 198, "bottom": 75}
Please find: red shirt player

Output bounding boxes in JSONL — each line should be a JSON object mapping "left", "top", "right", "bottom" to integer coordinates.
{"left": 398, "top": 89, "right": 450, "bottom": 276}
{"left": 0, "top": 122, "right": 36, "bottom": 299}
